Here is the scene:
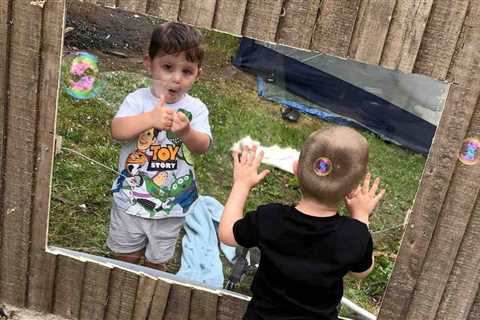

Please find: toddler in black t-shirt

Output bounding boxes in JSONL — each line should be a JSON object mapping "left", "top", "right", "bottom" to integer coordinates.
{"left": 219, "top": 126, "right": 385, "bottom": 320}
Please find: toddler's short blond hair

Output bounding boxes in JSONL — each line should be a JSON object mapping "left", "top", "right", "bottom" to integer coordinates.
{"left": 297, "top": 126, "right": 369, "bottom": 205}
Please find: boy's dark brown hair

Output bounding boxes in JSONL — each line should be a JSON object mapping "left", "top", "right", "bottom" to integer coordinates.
{"left": 297, "top": 126, "right": 369, "bottom": 206}
{"left": 148, "top": 22, "right": 204, "bottom": 65}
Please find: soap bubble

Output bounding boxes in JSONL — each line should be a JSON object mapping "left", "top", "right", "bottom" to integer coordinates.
{"left": 62, "top": 51, "right": 103, "bottom": 100}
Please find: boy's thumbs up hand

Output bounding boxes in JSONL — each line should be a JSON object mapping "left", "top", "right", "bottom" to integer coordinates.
{"left": 150, "top": 95, "right": 174, "bottom": 131}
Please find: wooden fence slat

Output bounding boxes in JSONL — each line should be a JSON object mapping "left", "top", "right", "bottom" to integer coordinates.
{"left": 446, "top": 0, "right": 480, "bottom": 86}
{"left": 212, "top": 0, "right": 248, "bottom": 35}
{"left": 30, "top": 0, "right": 64, "bottom": 258}
{"left": 468, "top": 284, "right": 480, "bottom": 320}
{"left": 118, "top": 0, "right": 147, "bottom": 13}
{"left": 105, "top": 268, "right": 139, "bottom": 320}
{"left": 217, "top": 293, "right": 249, "bottom": 320}
{"left": 147, "top": 279, "right": 171, "bottom": 320}
{"left": 53, "top": 255, "right": 86, "bottom": 319}
{"left": 348, "top": 0, "right": 396, "bottom": 65}
{"left": 380, "top": 0, "right": 434, "bottom": 73}
{"left": 242, "top": 0, "right": 284, "bottom": 42}
{"left": 0, "top": 1, "right": 11, "bottom": 301}
{"left": 0, "top": 0, "right": 43, "bottom": 307}
{"left": 132, "top": 275, "right": 157, "bottom": 320}
{"left": 146, "top": 0, "right": 180, "bottom": 22}
{"left": 27, "top": 252, "right": 57, "bottom": 312}
{"left": 413, "top": 0, "right": 469, "bottom": 80}
{"left": 310, "top": 0, "right": 360, "bottom": 58}
{"left": 435, "top": 143, "right": 480, "bottom": 319}
{"left": 163, "top": 283, "right": 192, "bottom": 320}
{"left": 405, "top": 112, "right": 480, "bottom": 320}
{"left": 276, "top": 0, "right": 321, "bottom": 49}
{"left": 378, "top": 82, "right": 480, "bottom": 320}
{"left": 79, "top": 262, "right": 111, "bottom": 320}
{"left": 179, "top": 0, "right": 216, "bottom": 29}
{"left": 189, "top": 289, "right": 218, "bottom": 320}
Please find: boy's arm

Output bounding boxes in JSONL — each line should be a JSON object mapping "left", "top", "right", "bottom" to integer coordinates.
{"left": 219, "top": 146, "right": 270, "bottom": 247}
{"left": 348, "top": 255, "right": 375, "bottom": 279}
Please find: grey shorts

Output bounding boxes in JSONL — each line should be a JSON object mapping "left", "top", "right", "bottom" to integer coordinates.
{"left": 107, "top": 203, "right": 185, "bottom": 263}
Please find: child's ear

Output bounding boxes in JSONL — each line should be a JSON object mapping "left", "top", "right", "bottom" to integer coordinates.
{"left": 292, "top": 160, "right": 299, "bottom": 176}
{"left": 197, "top": 67, "right": 203, "bottom": 79}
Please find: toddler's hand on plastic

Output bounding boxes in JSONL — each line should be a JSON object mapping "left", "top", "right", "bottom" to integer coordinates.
{"left": 232, "top": 146, "right": 270, "bottom": 190}
{"left": 345, "top": 173, "right": 386, "bottom": 225}
{"left": 150, "top": 95, "right": 174, "bottom": 131}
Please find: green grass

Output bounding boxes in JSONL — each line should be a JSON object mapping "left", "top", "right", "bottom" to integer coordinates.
{"left": 50, "top": 32, "right": 426, "bottom": 315}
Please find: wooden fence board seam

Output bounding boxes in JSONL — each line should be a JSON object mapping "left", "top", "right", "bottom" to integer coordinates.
{"left": 212, "top": 0, "right": 248, "bottom": 35}
{"left": 0, "top": 0, "right": 44, "bottom": 307}
{"left": 413, "top": 0, "right": 469, "bottom": 80}
{"left": 242, "top": 0, "right": 284, "bottom": 42}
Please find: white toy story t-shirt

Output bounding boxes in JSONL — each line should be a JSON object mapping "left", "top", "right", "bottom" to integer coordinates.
{"left": 111, "top": 88, "right": 212, "bottom": 219}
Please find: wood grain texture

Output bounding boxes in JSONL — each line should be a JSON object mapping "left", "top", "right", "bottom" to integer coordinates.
{"left": 242, "top": 0, "right": 284, "bottom": 42}
{"left": 146, "top": 0, "right": 180, "bottom": 21}
{"left": 310, "top": 0, "right": 360, "bottom": 58}
{"left": 380, "top": 0, "right": 434, "bottom": 72}
{"left": 133, "top": 275, "right": 157, "bottom": 320}
{"left": 217, "top": 293, "right": 249, "bottom": 320}
{"left": 348, "top": 0, "right": 396, "bottom": 65}
{"left": 118, "top": 0, "right": 148, "bottom": 13}
{"left": 105, "top": 268, "right": 139, "bottom": 320}
{"left": 147, "top": 279, "right": 171, "bottom": 319}
{"left": 212, "top": 0, "right": 248, "bottom": 35}
{"left": 163, "top": 283, "right": 191, "bottom": 320}
{"left": 179, "top": 0, "right": 216, "bottom": 28}
{"left": 28, "top": 252, "right": 57, "bottom": 312}
{"left": 378, "top": 83, "right": 480, "bottom": 320}
{"left": 189, "top": 289, "right": 218, "bottom": 320}
{"left": 53, "top": 255, "right": 86, "bottom": 319}
{"left": 0, "top": 0, "right": 43, "bottom": 307}
{"left": 276, "top": 0, "right": 321, "bottom": 49}
{"left": 413, "top": 0, "right": 469, "bottom": 80}
{"left": 79, "top": 262, "right": 111, "bottom": 320}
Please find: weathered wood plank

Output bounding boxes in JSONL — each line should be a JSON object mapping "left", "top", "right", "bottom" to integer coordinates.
{"left": 105, "top": 268, "right": 139, "bottom": 320}
{"left": 28, "top": 252, "right": 57, "bottom": 312}
{"left": 348, "top": 0, "right": 396, "bottom": 65}
{"left": 378, "top": 82, "right": 480, "bottom": 320}
{"left": 118, "top": 0, "right": 148, "bottom": 13}
{"left": 310, "top": 0, "right": 360, "bottom": 58}
{"left": 435, "top": 146, "right": 480, "bottom": 320}
{"left": 212, "top": 0, "right": 248, "bottom": 35}
{"left": 217, "top": 293, "right": 249, "bottom": 320}
{"left": 132, "top": 275, "right": 157, "bottom": 320}
{"left": 53, "top": 255, "right": 86, "bottom": 319}
{"left": 189, "top": 289, "right": 218, "bottom": 320}
{"left": 413, "top": 0, "right": 469, "bottom": 80}
{"left": 147, "top": 279, "right": 171, "bottom": 320}
{"left": 163, "top": 283, "right": 191, "bottom": 320}
{"left": 380, "top": 0, "right": 434, "bottom": 73}
{"left": 276, "top": 0, "right": 321, "bottom": 49}
{"left": 405, "top": 115, "right": 480, "bottom": 320}
{"left": 146, "top": 0, "right": 180, "bottom": 22}
{"left": 179, "top": 0, "right": 216, "bottom": 29}
{"left": 468, "top": 285, "right": 480, "bottom": 320}
{"left": 242, "top": 0, "right": 284, "bottom": 42}
{"left": 79, "top": 262, "right": 111, "bottom": 320}
{"left": 0, "top": 0, "right": 43, "bottom": 307}
{"left": 0, "top": 2, "right": 11, "bottom": 301}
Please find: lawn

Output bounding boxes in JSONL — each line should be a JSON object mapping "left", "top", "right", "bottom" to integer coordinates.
{"left": 50, "top": 27, "right": 426, "bottom": 316}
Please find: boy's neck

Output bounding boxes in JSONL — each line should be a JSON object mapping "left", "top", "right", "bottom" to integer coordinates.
{"left": 295, "top": 197, "right": 338, "bottom": 218}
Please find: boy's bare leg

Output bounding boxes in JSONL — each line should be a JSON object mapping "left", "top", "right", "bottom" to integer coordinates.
{"left": 143, "top": 260, "right": 168, "bottom": 272}
{"left": 112, "top": 248, "right": 145, "bottom": 264}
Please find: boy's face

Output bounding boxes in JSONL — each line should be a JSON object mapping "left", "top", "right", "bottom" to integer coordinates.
{"left": 145, "top": 51, "right": 201, "bottom": 104}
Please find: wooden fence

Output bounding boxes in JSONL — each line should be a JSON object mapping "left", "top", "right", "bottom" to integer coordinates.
{"left": 0, "top": 0, "right": 479, "bottom": 319}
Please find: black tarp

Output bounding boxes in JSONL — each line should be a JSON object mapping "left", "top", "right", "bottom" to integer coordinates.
{"left": 233, "top": 38, "right": 436, "bottom": 154}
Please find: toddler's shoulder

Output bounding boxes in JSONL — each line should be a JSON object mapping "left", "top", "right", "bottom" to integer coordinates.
{"left": 339, "top": 216, "right": 370, "bottom": 236}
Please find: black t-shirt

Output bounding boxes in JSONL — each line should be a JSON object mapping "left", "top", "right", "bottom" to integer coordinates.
{"left": 233, "top": 203, "right": 373, "bottom": 320}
